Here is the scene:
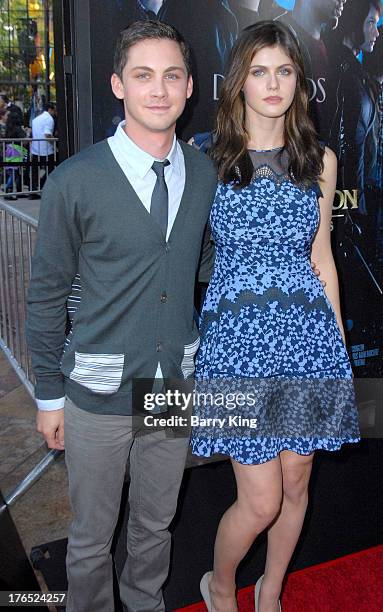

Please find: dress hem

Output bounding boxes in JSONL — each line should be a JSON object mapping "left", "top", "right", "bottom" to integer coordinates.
{"left": 190, "top": 437, "right": 361, "bottom": 465}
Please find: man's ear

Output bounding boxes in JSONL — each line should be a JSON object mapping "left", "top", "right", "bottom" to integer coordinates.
{"left": 111, "top": 73, "right": 124, "bottom": 100}
{"left": 186, "top": 74, "right": 193, "bottom": 100}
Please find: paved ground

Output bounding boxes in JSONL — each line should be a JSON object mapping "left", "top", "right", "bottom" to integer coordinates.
{"left": 0, "top": 349, "right": 71, "bottom": 557}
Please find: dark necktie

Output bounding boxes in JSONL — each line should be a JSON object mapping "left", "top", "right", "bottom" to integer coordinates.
{"left": 151, "top": 160, "right": 170, "bottom": 238}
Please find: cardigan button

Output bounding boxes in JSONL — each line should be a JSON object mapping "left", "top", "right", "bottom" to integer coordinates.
{"left": 160, "top": 293, "right": 167, "bottom": 303}
{"left": 156, "top": 342, "right": 162, "bottom": 352}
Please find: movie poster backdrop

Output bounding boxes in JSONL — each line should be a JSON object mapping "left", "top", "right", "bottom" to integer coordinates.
{"left": 90, "top": 0, "right": 383, "bottom": 377}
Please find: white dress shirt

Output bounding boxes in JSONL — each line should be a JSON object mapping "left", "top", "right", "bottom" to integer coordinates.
{"left": 31, "top": 111, "right": 55, "bottom": 156}
{"left": 108, "top": 121, "right": 185, "bottom": 241}
{"left": 37, "top": 121, "right": 186, "bottom": 411}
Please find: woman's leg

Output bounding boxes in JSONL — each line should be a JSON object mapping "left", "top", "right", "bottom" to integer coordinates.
{"left": 5, "top": 169, "right": 13, "bottom": 191}
{"left": 209, "top": 456, "right": 283, "bottom": 612}
{"left": 259, "top": 450, "right": 314, "bottom": 612}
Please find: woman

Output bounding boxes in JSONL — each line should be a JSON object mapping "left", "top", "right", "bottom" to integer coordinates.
{"left": 325, "top": 0, "right": 381, "bottom": 214}
{"left": 4, "top": 109, "right": 27, "bottom": 200}
{"left": 190, "top": 21, "right": 360, "bottom": 612}
{"left": 362, "top": 25, "right": 383, "bottom": 188}
{"left": 363, "top": 26, "right": 383, "bottom": 277}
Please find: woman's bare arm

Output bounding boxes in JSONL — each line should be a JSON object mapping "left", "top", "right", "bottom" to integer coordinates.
{"left": 311, "top": 147, "right": 345, "bottom": 343}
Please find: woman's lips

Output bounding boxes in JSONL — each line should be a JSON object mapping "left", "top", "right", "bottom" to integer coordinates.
{"left": 263, "top": 96, "right": 283, "bottom": 104}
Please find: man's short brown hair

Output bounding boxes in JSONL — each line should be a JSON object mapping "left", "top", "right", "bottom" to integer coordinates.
{"left": 113, "top": 20, "right": 192, "bottom": 79}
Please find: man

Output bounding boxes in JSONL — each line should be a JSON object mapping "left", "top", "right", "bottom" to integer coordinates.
{"left": 26, "top": 21, "right": 217, "bottom": 612}
{"left": 30, "top": 102, "right": 56, "bottom": 197}
{"left": 234, "top": 0, "right": 285, "bottom": 30}
{"left": 0, "top": 93, "right": 23, "bottom": 121}
{"left": 0, "top": 93, "right": 9, "bottom": 112}
{"left": 276, "top": 0, "right": 347, "bottom": 135}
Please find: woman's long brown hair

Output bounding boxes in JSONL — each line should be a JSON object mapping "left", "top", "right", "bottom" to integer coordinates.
{"left": 210, "top": 20, "right": 324, "bottom": 188}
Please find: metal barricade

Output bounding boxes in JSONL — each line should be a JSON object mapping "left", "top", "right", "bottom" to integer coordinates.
{"left": 0, "top": 137, "right": 58, "bottom": 197}
{"left": 0, "top": 200, "right": 37, "bottom": 393}
{"left": 0, "top": 200, "right": 61, "bottom": 506}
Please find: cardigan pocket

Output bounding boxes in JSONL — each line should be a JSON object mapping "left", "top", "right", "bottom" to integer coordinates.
{"left": 181, "top": 336, "right": 200, "bottom": 379}
{"left": 69, "top": 351, "right": 125, "bottom": 394}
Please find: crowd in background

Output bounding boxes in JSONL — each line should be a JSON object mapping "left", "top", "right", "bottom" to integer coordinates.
{"left": 0, "top": 93, "right": 57, "bottom": 200}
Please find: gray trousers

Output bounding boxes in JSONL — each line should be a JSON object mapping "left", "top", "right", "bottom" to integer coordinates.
{"left": 64, "top": 397, "right": 189, "bottom": 612}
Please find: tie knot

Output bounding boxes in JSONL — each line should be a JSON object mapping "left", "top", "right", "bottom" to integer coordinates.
{"left": 152, "top": 159, "right": 170, "bottom": 178}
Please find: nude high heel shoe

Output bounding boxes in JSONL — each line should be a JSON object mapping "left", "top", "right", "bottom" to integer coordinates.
{"left": 255, "top": 574, "right": 282, "bottom": 611}
{"left": 200, "top": 571, "right": 213, "bottom": 611}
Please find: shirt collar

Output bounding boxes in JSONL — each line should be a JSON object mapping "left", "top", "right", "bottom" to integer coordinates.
{"left": 113, "top": 120, "right": 181, "bottom": 180}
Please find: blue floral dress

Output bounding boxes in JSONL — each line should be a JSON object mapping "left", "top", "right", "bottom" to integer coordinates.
{"left": 190, "top": 147, "right": 360, "bottom": 465}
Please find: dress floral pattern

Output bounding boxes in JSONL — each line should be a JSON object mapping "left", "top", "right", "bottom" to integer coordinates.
{"left": 190, "top": 147, "right": 360, "bottom": 464}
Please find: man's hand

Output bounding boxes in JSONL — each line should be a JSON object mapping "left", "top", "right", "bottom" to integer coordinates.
{"left": 311, "top": 260, "right": 326, "bottom": 287}
{"left": 36, "top": 409, "right": 65, "bottom": 450}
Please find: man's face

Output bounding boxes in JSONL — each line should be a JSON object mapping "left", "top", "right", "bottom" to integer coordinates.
{"left": 361, "top": 5, "right": 380, "bottom": 53}
{"left": 312, "top": 0, "right": 347, "bottom": 23}
{"left": 111, "top": 38, "right": 193, "bottom": 136}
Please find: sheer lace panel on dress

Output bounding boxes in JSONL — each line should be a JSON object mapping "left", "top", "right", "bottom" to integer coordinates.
{"left": 248, "top": 147, "right": 290, "bottom": 183}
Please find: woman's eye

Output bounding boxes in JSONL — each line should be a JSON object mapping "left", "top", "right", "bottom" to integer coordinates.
{"left": 251, "top": 68, "right": 293, "bottom": 77}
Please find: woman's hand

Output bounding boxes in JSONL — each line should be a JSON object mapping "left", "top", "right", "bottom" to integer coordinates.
{"left": 311, "top": 260, "right": 326, "bottom": 287}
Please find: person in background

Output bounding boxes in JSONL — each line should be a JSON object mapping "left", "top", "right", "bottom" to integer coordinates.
{"left": 363, "top": 25, "right": 383, "bottom": 191}
{"left": 0, "top": 93, "right": 7, "bottom": 111}
{"left": 4, "top": 109, "right": 27, "bottom": 200}
{"left": 234, "top": 0, "right": 285, "bottom": 31}
{"left": 0, "top": 108, "right": 8, "bottom": 138}
{"left": 30, "top": 102, "right": 56, "bottom": 198}
{"left": 276, "top": 0, "right": 347, "bottom": 135}
{"left": 0, "top": 93, "right": 23, "bottom": 122}
{"left": 326, "top": 0, "right": 381, "bottom": 214}
{"left": 363, "top": 26, "right": 383, "bottom": 277}
{"left": 122, "top": 0, "right": 237, "bottom": 71}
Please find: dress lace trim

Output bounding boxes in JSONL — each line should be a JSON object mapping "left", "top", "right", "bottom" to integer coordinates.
{"left": 201, "top": 287, "right": 332, "bottom": 327}
{"left": 250, "top": 164, "right": 319, "bottom": 195}
{"left": 252, "top": 163, "right": 291, "bottom": 185}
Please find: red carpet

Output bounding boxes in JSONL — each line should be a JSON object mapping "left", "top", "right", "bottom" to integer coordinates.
{"left": 174, "top": 545, "right": 383, "bottom": 612}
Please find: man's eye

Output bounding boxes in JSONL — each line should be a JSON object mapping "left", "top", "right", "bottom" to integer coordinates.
{"left": 137, "top": 73, "right": 150, "bottom": 79}
{"left": 165, "top": 73, "right": 179, "bottom": 80}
